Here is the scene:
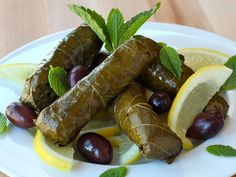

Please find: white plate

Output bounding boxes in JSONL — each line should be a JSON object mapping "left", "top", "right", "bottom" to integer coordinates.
{"left": 1, "top": 22, "right": 236, "bottom": 177}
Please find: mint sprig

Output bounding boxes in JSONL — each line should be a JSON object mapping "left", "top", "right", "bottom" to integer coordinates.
{"left": 68, "top": 3, "right": 183, "bottom": 80}
{"left": 160, "top": 46, "right": 182, "bottom": 80}
{"left": 118, "top": 2, "right": 161, "bottom": 46}
{"left": 206, "top": 145, "right": 236, "bottom": 157}
{"left": 68, "top": 5, "right": 113, "bottom": 51}
{"left": 223, "top": 55, "right": 236, "bottom": 91}
{"left": 0, "top": 113, "right": 7, "bottom": 133}
{"left": 68, "top": 3, "right": 161, "bottom": 52}
{"left": 99, "top": 166, "right": 127, "bottom": 177}
{"left": 107, "top": 8, "right": 124, "bottom": 50}
{"left": 48, "top": 66, "right": 69, "bottom": 97}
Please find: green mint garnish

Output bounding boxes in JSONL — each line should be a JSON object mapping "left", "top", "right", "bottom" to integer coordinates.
{"left": 99, "top": 166, "right": 128, "bottom": 177}
{"left": 48, "top": 66, "right": 69, "bottom": 97}
{"left": 223, "top": 55, "right": 236, "bottom": 91}
{"left": 206, "top": 144, "right": 236, "bottom": 157}
{"left": 68, "top": 3, "right": 161, "bottom": 52}
{"left": 160, "top": 45, "right": 182, "bottom": 80}
{"left": 0, "top": 113, "right": 7, "bottom": 133}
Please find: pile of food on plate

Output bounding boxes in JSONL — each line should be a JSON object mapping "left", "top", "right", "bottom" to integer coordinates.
{"left": 1, "top": 2, "right": 236, "bottom": 174}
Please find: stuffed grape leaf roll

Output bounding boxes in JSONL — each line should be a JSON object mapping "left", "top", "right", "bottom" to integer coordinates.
{"left": 135, "top": 36, "right": 229, "bottom": 116}
{"left": 113, "top": 82, "right": 182, "bottom": 163}
{"left": 136, "top": 35, "right": 194, "bottom": 97}
{"left": 36, "top": 37, "right": 154, "bottom": 145}
{"left": 21, "top": 24, "right": 103, "bottom": 111}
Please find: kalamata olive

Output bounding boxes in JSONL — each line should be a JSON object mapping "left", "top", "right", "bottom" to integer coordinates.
{"left": 69, "top": 65, "right": 90, "bottom": 88}
{"left": 148, "top": 91, "right": 172, "bottom": 114}
{"left": 90, "top": 51, "right": 110, "bottom": 69}
{"left": 5, "top": 102, "right": 37, "bottom": 128}
{"left": 186, "top": 110, "right": 224, "bottom": 140}
{"left": 77, "top": 132, "right": 113, "bottom": 164}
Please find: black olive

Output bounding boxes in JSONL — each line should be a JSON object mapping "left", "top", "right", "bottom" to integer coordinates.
{"left": 77, "top": 132, "right": 113, "bottom": 164}
{"left": 5, "top": 102, "right": 37, "bottom": 128}
{"left": 68, "top": 65, "right": 90, "bottom": 88}
{"left": 186, "top": 110, "right": 224, "bottom": 140}
{"left": 90, "top": 51, "right": 110, "bottom": 69}
{"left": 149, "top": 91, "right": 172, "bottom": 114}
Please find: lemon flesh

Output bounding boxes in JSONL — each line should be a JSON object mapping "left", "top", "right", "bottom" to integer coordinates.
{"left": 81, "top": 110, "right": 120, "bottom": 137}
{"left": 168, "top": 65, "right": 232, "bottom": 149}
{"left": 178, "top": 48, "right": 229, "bottom": 71}
{"left": 0, "top": 63, "right": 36, "bottom": 83}
{"left": 116, "top": 135, "right": 142, "bottom": 165}
{"left": 107, "top": 136, "right": 123, "bottom": 148}
{"left": 86, "top": 125, "right": 120, "bottom": 137}
{"left": 34, "top": 131, "right": 74, "bottom": 171}
{"left": 120, "top": 144, "right": 142, "bottom": 165}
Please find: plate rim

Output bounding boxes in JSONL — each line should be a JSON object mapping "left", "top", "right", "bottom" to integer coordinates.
{"left": 1, "top": 22, "right": 236, "bottom": 177}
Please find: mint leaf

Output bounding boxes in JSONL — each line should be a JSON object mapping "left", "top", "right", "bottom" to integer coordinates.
{"left": 223, "top": 55, "right": 236, "bottom": 91}
{"left": 107, "top": 8, "right": 124, "bottom": 50}
{"left": 158, "top": 42, "right": 167, "bottom": 48}
{"left": 160, "top": 46, "right": 182, "bottom": 80}
{"left": 100, "top": 167, "right": 127, "bottom": 177}
{"left": 105, "top": 42, "right": 113, "bottom": 52}
{"left": 118, "top": 2, "right": 161, "bottom": 45}
{"left": 0, "top": 113, "right": 7, "bottom": 133}
{"left": 68, "top": 3, "right": 161, "bottom": 51}
{"left": 48, "top": 66, "right": 69, "bottom": 97}
{"left": 68, "top": 5, "right": 113, "bottom": 51}
{"left": 206, "top": 145, "right": 236, "bottom": 157}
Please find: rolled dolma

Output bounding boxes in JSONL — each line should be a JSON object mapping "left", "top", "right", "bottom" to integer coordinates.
{"left": 21, "top": 24, "right": 103, "bottom": 111}
{"left": 135, "top": 36, "right": 229, "bottom": 116}
{"left": 204, "top": 94, "right": 229, "bottom": 117}
{"left": 113, "top": 82, "right": 182, "bottom": 163}
{"left": 36, "top": 37, "right": 154, "bottom": 145}
{"left": 136, "top": 35, "right": 194, "bottom": 96}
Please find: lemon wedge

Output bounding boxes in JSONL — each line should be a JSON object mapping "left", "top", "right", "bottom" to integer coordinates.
{"left": 34, "top": 131, "right": 74, "bottom": 171}
{"left": 178, "top": 48, "right": 229, "bottom": 71}
{"left": 168, "top": 65, "right": 232, "bottom": 149}
{"left": 0, "top": 63, "right": 36, "bottom": 83}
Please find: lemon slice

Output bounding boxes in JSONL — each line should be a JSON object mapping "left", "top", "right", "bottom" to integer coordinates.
{"left": 34, "top": 131, "right": 74, "bottom": 171}
{"left": 117, "top": 135, "right": 142, "bottom": 165}
{"left": 120, "top": 144, "right": 141, "bottom": 165}
{"left": 81, "top": 110, "right": 120, "bottom": 137}
{"left": 106, "top": 135, "right": 142, "bottom": 165}
{"left": 168, "top": 65, "right": 232, "bottom": 149}
{"left": 178, "top": 48, "right": 229, "bottom": 71}
{"left": 0, "top": 63, "right": 36, "bottom": 83}
{"left": 107, "top": 136, "right": 123, "bottom": 148}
